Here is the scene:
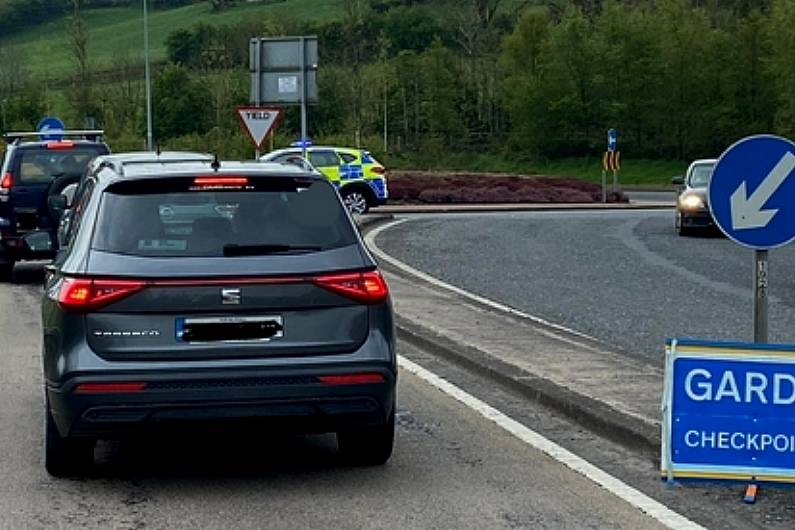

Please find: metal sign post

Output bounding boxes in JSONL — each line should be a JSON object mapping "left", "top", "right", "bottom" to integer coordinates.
{"left": 708, "top": 135, "right": 795, "bottom": 344}
{"left": 300, "top": 36, "right": 308, "bottom": 161}
{"left": 754, "top": 250, "right": 769, "bottom": 343}
{"left": 601, "top": 167, "right": 607, "bottom": 203}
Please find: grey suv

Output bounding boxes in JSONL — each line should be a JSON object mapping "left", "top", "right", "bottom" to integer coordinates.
{"left": 41, "top": 155, "right": 396, "bottom": 476}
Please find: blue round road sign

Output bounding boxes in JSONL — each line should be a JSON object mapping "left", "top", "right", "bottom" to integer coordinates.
{"left": 708, "top": 135, "right": 795, "bottom": 249}
{"left": 36, "top": 116, "right": 65, "bottom": 141}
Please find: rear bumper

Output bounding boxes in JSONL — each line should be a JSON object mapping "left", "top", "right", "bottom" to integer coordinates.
{"left": 47, "top": 364, "right": 396, "bottom": 438}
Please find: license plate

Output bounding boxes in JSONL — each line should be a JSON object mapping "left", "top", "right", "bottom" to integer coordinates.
{"left": 176, "top": 315, "right": 284, "bottom": 343}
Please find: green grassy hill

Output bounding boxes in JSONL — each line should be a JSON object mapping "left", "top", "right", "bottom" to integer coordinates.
{"left": 1, "top": 0, "right": 533, "bottom": 78}
{"left": 1, "top": 0, "right": 346, "bottom": 77}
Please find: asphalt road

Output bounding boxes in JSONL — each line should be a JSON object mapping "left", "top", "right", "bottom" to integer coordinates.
{"left": 0, "top": 264, "right": 673, "bottom": 530}
{"left": 375, "top": 210, "right": 795, "bottom": 359}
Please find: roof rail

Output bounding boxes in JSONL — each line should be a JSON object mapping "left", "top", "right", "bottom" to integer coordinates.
{"left": 120, "top": 157, "right": 214, "bottom": 167}
{"left": 3, "top": 130, "right": 105, "bottom": 144}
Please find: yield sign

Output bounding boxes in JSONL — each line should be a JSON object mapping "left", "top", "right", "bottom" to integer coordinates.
{"left": 236, "top": 107, "right": 283, "bottom": 150}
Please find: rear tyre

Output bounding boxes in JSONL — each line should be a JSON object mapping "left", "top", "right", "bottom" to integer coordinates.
{"left": 340, "top": 187, "right": 371, "bottom": 215}
{"left": 337, "top": 407, "right": 395, "bottom": 466}
{"left": 0, "top": 262, "right": 13, "bottom": 282}
{"left": 45, "top": 400, "right": 95, "bottom": 478}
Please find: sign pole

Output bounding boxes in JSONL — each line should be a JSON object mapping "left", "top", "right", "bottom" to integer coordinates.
{"left": 300, "top": 36, "right": 308, "bottom": 160}
{"left": 143, "top": 0, "right": 153, "bottom": 151}
{"left": 601, "top": 168, "right": 607, "bottom": 203}
{"left": 612, "top": 169, "right": 618, "bottom": 193}
{"left": 753, "top": 249, "right": 769, "bottom": 343}
{"left": 254, "top": 37, "right": 261, "bottom": 161}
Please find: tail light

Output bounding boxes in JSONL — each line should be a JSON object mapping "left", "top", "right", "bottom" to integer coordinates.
{"left": 46, "top": 141, "right": 75, "bottom": 150}
{"left": 319, "top": 373, "right": 385, "bottom": 385}
{"left": 314, "top": 271, "right": 389, "bottom": 304}
{"left": 0, "top": 172, "right": 12, "bottom": 190}
{"left": 193, "top": 177, "right": 249, "bottom": 187}
{"left": 371, "top": 166, "right": 386, "bottom": 175}
{"left": 58, "top": 278, "right": 146, "bottom": 312}
{"left": 74, "top": 382, "right": 147, "bottom": 394}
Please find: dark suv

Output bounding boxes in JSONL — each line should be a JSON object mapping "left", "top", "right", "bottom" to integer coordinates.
{"left": 41, "top": 156, "right": 396, "bottom": 476}
{"left": 0, "top": 130, "right": 109, "bottom": 279}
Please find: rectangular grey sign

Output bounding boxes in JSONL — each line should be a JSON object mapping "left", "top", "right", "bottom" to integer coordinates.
{"left": 250, "top": 36, "right": 318, "bottom": 105}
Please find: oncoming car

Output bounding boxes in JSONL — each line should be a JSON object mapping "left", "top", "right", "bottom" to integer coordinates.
{"left": 673, "top": 158, "right": 716, "bottom": 236}
{"left": 262, "top": 146, "right": 388, "bottom": 214}
{"left": 41, "top": 156, "right": 397, "bottom": 476}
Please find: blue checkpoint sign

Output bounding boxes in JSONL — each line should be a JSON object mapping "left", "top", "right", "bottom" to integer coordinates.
{"left": 36, "top": 116, "right": 65, "bottom": 141}
{"left": 607, "top": 128, "right": 617, "bottom": 152}
{"left": 708, "top": 135, "right": 795, "bottom": 249}
{"left": 662, "top": 338, "right": 795, "bottom": 484}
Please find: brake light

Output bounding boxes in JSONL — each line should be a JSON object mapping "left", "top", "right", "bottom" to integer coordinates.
{"left": 46, "top": 141, "right": 75, "bottom": 150}
{"left": 314, "top": 271, "right": 389, "bottom": 304}
{"left": 1, "top": 172, "right": 12, "bottom": 190}
{"left": 193, "top": 177, "right": 249, "bottom": 186}
{"left": 318, "top": 373, "right": 385, "bottom": 385}
{"left": 74, "top": 382, "right": 147, "bottom": 394}
{"left": 58, "top": 278, "right": 146, "bottom": 312}
{"left": 371, "top": 166, "right": 385, "bottom": 175}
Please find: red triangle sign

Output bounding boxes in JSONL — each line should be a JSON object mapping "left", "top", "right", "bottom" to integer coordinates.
{"left": 236, "top": 107, "right": 283, "bottom": 150}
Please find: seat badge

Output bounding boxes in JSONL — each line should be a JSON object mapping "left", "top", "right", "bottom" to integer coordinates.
{"left": 222, "top": 288, "right": 242, "bottom": 305}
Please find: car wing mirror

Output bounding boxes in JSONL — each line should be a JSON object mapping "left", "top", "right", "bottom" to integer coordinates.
{"left": 47, "top": 194, "right": 68, "bottom": 222}
{"left": 671, "top": 176, "right": 684, "bottom": 186}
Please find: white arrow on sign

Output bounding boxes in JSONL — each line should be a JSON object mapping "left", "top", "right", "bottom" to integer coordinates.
{"left": 731, "top": 151, "right": 795, "bottom": 230}
{"left": 236, "top": 107, "right": 283, "bottom": 150}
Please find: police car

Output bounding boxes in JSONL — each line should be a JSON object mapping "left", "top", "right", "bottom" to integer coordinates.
{"left": 261, "top": 145, "right": 388, "bottom": 214}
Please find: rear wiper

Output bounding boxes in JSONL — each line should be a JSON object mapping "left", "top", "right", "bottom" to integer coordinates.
{"left": 222, "top": 244, "right": 322, "bottom": 257}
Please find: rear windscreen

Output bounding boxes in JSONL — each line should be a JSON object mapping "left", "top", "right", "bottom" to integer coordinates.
{"left": 18, "top": 146, "right": 106, "bottom": 184}
{"left": 91, "top": 177, "right": 357, "bottom": 257}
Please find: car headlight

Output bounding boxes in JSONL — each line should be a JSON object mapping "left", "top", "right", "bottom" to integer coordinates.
{"left": 680, "top": 195, "right": 705, "bottom": 210}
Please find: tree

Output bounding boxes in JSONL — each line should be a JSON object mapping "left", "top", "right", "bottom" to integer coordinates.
{"left": 68, "top": 0, "right": 95, "bottom": 124}
{"left": 151, "top": 65, "right": 211, "bottom": 140}
{"left": 768, "top": 0, "right": 795, "bottom": 138}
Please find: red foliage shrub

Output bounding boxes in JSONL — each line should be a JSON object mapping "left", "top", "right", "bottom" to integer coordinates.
{"left": 388, "top": 171, "right": 628, "bottom": 204}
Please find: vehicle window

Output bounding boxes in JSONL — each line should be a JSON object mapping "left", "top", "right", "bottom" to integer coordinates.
{"left": 91, "top": 178, "right": 356, "bottom": 257}
{"left": 271, "top": 152, "right": 299, "bottom": 163}
{"left": 17, "top": 146, "right": 106, "bottom": 185}
{"left": 688, "top": 164, "right": 714, "bottom": 188}
{"left": 309, "top": 151, "right": 341, "bottom": 168}
{"left": 339, "top": 152, "right": 357, "bottom": 164}
{"left": 65, "top": 179, "right": 95, "bottom": 249}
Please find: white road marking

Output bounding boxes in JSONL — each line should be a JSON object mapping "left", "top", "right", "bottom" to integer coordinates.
{"left": 398, "top": 355, "right": 706, "bottom": 530}
{"left": 366, "top": 219, "right": 608, "bottom": 350}
{"left": 366, "top": 219, "right": 703, "bottom": 528}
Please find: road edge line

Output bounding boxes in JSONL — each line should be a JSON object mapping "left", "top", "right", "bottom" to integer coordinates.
{"left": 398, "top": 355, "right": 706, "bottom": 530}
